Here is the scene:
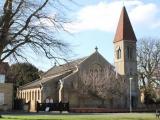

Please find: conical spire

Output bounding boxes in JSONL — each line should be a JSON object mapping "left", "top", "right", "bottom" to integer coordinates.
{"left": 114, "top": 6, "right": 137, "bottom": 43}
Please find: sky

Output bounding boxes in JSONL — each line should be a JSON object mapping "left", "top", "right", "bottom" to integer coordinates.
{"left": 7, "top": 0, "right": 160, "bottom": 71}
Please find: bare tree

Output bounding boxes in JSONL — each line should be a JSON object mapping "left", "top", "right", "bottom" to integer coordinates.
{"left": 137, "top": 38, "right": 160, "bottom": 89}
{"left": 78, "top": 63, "right": 126, "bottom": 100}
{"left": 0, "top": 0, "right": 72, "bottom": 63}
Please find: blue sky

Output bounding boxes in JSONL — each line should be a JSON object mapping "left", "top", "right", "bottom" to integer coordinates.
{"left": 8, "top": 0, "right": 160, "bottom": 71}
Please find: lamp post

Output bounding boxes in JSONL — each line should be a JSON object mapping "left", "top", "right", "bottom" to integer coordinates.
{"left": 129, "top": 77, "right": 133, "bottom": 112}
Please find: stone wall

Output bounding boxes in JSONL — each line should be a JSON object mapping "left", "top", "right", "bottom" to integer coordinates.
{"left": 0, "top": 83, "right": 13, "bottom": 111}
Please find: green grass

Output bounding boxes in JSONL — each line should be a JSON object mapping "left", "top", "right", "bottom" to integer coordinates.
{"left": 0, "top": 113, "right": 155, "bottom": 120}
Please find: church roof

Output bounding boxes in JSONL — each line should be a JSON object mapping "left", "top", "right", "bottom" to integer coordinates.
{"left": 19, "top": 51, "right": 116, "bottom": 90}
{"left": 19, "top": 70, "right": 73, "bottom": 89}
{"left": 42, "top": 57, "right": 87, "bottom": 78}
{"left": 19, "top": 57, "right": 87, "bottom": 89}
{"left": 114, "top": 6, "right": 137, "bottom": 43}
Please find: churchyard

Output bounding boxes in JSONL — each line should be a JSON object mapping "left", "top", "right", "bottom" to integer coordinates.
{"left": 0, "top": 113, "right": 155, "bottom": 120}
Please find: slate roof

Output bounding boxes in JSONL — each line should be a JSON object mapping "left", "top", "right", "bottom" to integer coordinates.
{"left": 19, "top": 70, "right": 73, "bottom": 89}
{"left": 19, "top": 57, "right": 87, "bottom": 89}
{"left": 43, "top": 57, "right": 87, "bottom": 78}
{"left": 114, "top": 6, "right": 137, "bottom": 43}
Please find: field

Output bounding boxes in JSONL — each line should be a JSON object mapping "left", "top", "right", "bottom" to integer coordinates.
{"left": 0, "top": 113, "right": 156, "bottom": 120}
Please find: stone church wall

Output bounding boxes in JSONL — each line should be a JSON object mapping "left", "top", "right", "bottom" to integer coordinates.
{"left": 42, "top": 80, "right": 58, "bottom": 103}
{"left": 61, "top": 52, "right": 128, "bottom": 109}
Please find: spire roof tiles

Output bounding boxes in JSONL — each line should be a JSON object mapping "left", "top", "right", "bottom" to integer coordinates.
{"left": 114, "top": 6, "right": 137, "bottom": 43}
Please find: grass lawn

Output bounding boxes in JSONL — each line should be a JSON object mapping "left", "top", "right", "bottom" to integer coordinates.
{"left": 0, "top": 113, "right": 155, "bottom": 120}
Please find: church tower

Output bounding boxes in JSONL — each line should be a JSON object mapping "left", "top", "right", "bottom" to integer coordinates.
{"left": 114, "top": 6, "right": 138, "bottom": 107}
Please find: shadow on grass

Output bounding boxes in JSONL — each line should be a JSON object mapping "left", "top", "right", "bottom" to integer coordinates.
{"left": 1, "top": 117, "right": 63, "bottom": 120}
{"left": 118, "top": 117, "right": 153, "bottom": 120}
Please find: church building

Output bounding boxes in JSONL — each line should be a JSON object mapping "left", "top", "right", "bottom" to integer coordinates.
{"left": 17, "top": 6, "right": 139, "bottom": 112}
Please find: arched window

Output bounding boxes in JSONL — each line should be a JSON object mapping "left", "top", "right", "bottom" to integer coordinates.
{"left": 38, "top": 90, "right": 40, "bottom": 100}
{"left": 27, "top": 91, "right": 29, "bottom": 100}
{"left": 127, "top": 47, "right": 133, "bottom": 60}
{"left": 32, "top": 91, "right": 34, "bottom": 100}
{"left": 35, "top": 90, "right": 37, "bottom": 101}
{"left": 117, "top": 47, "right": 121, "bottom": 59}
{"left": 24, "top": 92, "right": 26, "bottom": 99}
{"left": 22, "top": 92, "right": 24, "bottom": 98}
{"left": 29, "top": 91, "right": 31, "bottom": 100}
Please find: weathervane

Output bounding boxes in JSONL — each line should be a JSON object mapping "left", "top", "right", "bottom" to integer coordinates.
{"left": 122, "top": 0, "right": 125, "bottom": 6}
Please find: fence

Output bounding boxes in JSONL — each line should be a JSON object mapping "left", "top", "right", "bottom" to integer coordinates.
{"left": 37, "top": 102, "right": 69, "bottom": 112}
{"left": 69, "top": 104, "right": 160, "bottom": 113}
{"left": 14, "top": 99, "right": 24, "bottom": 110}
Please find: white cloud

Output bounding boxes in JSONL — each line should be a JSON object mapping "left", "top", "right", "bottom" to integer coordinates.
{"left": 130, "top": 3, "right": 158, "bottom": 25}
{"left": 65, "top": 0, "right": 159, "bottom": 33}
{"left": 152, "top": 21, "right": 160, "bottom": 28}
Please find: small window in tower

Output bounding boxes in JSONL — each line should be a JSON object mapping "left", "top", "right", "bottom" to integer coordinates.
{"left": 117, "top": 48, "right": 121, "bottom": 59}
{"left": 129, "top": 48, "right": 133, "bottom": 59}
{"left": 127, "top": 47, "right": 133, "bottom": 60}
{"left": 127, "top": 47, "right": 130, "bottom": 59}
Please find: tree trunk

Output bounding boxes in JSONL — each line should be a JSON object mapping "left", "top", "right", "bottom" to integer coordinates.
{"left": 0, "top": 0, "right": 12, "bottom": 62}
